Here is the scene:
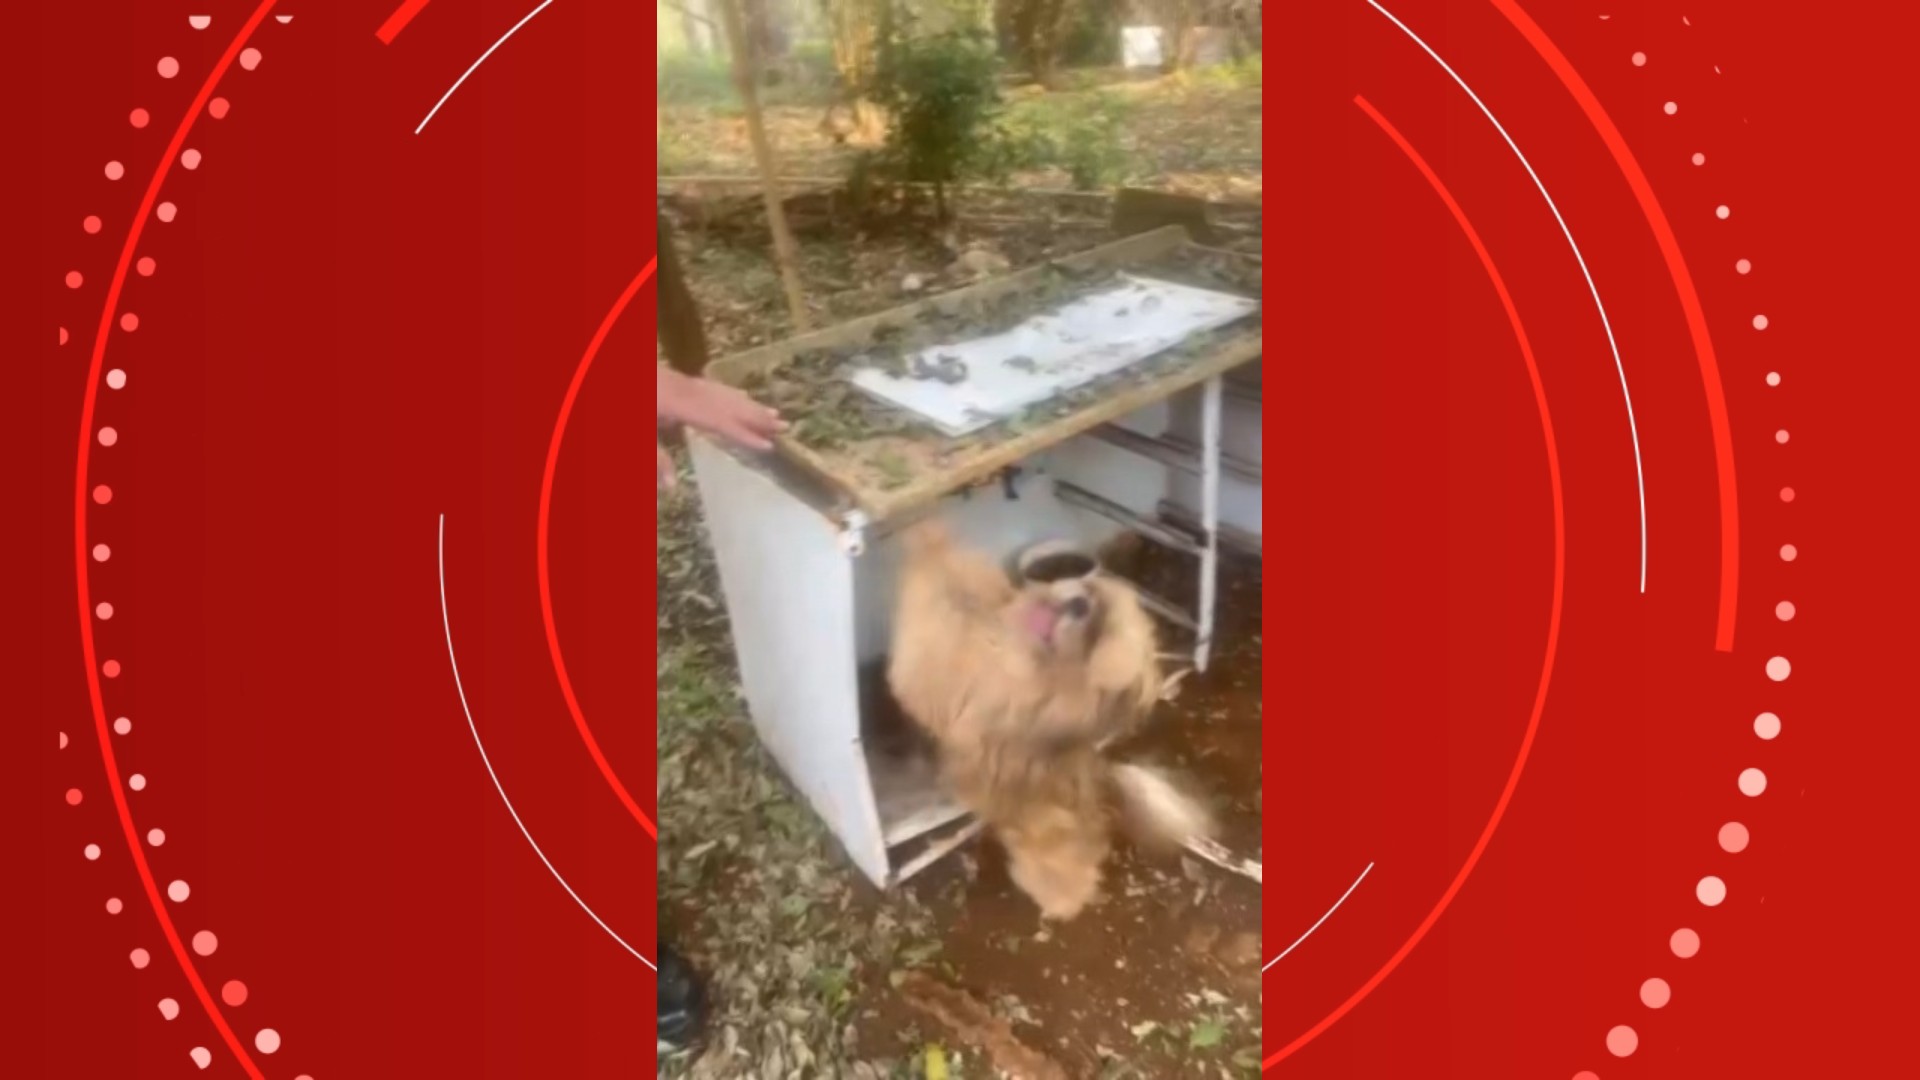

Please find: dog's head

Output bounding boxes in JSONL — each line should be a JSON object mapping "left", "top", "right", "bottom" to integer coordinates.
{"left": 1010, "top": 577, "right": 1113, "bottom": 660}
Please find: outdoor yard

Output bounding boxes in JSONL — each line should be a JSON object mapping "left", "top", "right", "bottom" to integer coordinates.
{"left": 658, "top": 5, "right": 1264, "bottom": 1075}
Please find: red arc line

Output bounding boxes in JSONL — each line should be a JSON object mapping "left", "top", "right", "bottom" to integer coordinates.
{"left": 72, "top": 4, "right": 281, "bottom": 1078}
{"left": 537, "top": 259, "right": 660, "bottom": 840}
{"left": 1491, "top": 0, "right": 1740, "bottom": 652}
{"left": 1264, "top": 94, "right": 1568, "bottom": 1072}
{"left": 376, "top": 0, "right": 433, "bottom": 44}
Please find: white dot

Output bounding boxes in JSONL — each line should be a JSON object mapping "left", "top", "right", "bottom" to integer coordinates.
{"left": 168, "top": 880, "right": 191, "bottom": 903}
{"left": 157, "top": 202, "right": 178, "bottom": 223}
{"left": 1766, "top": 656, "right": 1791, "bottom": 681}
{"left": 1716, "top": 205, "right": 1731, "bottom": 220}
{"left": 1755, "top": 712, "right": 1782, "bottom": 739}
{"left": 1739, "top": 767, "right": 1769, "bottom": 796}
{"left": 1752, "top": 314, "right": 1770, "bottom": 330}
{"left": 190, "top": 1047, "right": 213, "bottom": 1070}
{"left": 96, "top": 602, "right": 114, "bottom": 619}
{"left": 129, "top": 773, "right": 147, "bottom": 792}
{"left": 1691, "top": 152, "right": 1705, "bottom": 166}
{"left": 1766, "top": 371, "right": 1781, "bottom": 387}
{"left": 1779, "top": 544, "right": 1798, "bottom": 562}
{"left": 1737, "top": 258, "right": 1753, "bottom": 274}
{"left": 1640, "top": 977, "right": 1672, "bottom": 1008}
{"left": 84, "top": 843, "right": 102, "bottom": 861}
{"left": 106, "top": 368, "right": 128, "bottom": 389}
{"left": 158, "top": 998, "right": 180, "bottom": 1021}
{"left": 1775, "top": 429, "right": 1790, "bottom": 444}
{"left": 240, "top": 47, "right": 263, "bottom": 71}
{"left": 192, "top": 930, "right": 218, "bottom": 956}
{"left": 114, "top": 716, "right": 132, "bottom": 735}
{"left": 1663, "top": 101, "right": 1678, "bottom": 115}
{"left": 59, "top": 731, "right": 68, "bottom": 749}
{"left": 182, "top": 148, "right": 203, "bottom": 170}
{"left": 1719, "top": 822, "right": 1751, "bottom": 853}
{"left": 1607, "top": 1024, "right": 1639, "bottom": 1057}
{"left": 105, "top": 160, "right": 125, "bottom": 180}
{"left": 1671, "top": 928, "right": 1701, "bottom": 958}
{"left": 106, "top": 897, "right": 124, "bottom": 914}
{"left": 255, "top": 1029, "right": 282, "bottom": 1054}
{"left": 1632, "top": 51, "right": 1648, "bottom": 66}
{"left": 92, "top": 543, "right": 111, "bottom": 562}
{"left": 1776, "top": 600, "right": 1796, "bottom": 621}
{"left": 130, "top": 947, "right": 151, "bottom": 969}
{"left": 147, "top": 828, "right": 167, "bottom": 847}
{"left": 1696, "top": 875, "right": 1728, "bottom": 906}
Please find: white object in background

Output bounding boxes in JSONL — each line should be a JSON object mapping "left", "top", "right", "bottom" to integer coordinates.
{"left": 846, "top": 275, "right": 1257, "bottom": 437}
{"left": 1122, "top": 25, "right": 1166, "bottom": 69}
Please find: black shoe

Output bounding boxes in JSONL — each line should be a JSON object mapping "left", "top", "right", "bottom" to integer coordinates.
{"left": 657, "top": 942, "right": 706, "bottom": 1054}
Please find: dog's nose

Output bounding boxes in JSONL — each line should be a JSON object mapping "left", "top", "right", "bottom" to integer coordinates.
{"left": 1063, "top": 596, "right": 1091, "bottom": 620}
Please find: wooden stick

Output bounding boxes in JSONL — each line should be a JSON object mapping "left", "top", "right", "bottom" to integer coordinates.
{"left": 713, "top": 0, "right": 812, "bottom": 332}
{"left": 1183, "top": 835, "right": 1263, "bottom": 884}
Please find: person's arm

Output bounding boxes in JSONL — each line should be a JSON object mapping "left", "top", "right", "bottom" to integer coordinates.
{"left": 656, "top": 366, "right": 784, "bottom": 491}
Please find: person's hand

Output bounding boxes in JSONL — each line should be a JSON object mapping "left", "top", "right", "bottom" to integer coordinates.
{"left": 658, "top": 442, "right": 677, "bottom": 493}
{"left": 659, "top": 368, "right": 783, "bottom": 452}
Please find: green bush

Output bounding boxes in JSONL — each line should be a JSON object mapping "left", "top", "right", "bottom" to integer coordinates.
{"left": 997, "top": 91, "right": 1133, "bottom": 191}
{"left": 868, "top": 18, "right": 1007, "bottom": 218}
{"left": 656, "top": 50, "right": 737, "bottom": 106}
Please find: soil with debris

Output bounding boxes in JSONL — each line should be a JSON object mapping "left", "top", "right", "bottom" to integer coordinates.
{"left": 658, "top": 211, "right": 1263, "bottom": 1078}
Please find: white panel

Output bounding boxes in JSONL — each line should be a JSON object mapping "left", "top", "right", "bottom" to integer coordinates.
{"left": 687, "top": 436, "right": 893, "bottom": 888}
{"left": 846, "top": 276, "right": 1257, "bottom": 437}
{"left": 1166, "top": 366, "right": 1263, "bottom": 540}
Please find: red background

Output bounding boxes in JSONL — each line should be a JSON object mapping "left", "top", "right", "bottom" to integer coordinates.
{"left": 8, "top": 1, "right": 654, "bottom": 1076}
{"left": 2, "top": 0, "right": 1914, "bottom": 1077}
{"left": 1265, "top": 0, "right": 1915, "bottom": 1075}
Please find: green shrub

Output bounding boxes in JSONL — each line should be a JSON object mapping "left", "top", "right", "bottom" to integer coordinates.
{"left": 868, "top": 17, "right": 1007, "bottom": 218}
{"left": 997, "top": 91, "right": 1133, "bottom": 191}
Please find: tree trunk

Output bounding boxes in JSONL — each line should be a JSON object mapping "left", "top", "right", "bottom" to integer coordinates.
{"left": 1162, "top": 0, "right": 1199, "bottom": 73}
{"left": 716, "top": 0, "right": 813, "bottom": 333}
{"left": 823, "top": 0, "right": 884, "bottom": 145}
{"left": 656, "top": 210, "right": 711, "bottom": 375}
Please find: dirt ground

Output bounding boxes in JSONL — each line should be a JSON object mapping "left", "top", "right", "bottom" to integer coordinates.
{"left": 656, "top": 71, "right": 1263, "bottom": 1080}
{"left": 659, "top": 473, "right": 1263, "bottom": 1079}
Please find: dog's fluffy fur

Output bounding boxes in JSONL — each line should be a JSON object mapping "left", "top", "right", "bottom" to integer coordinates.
{"left": 887, "top": 523, "right": 1214, "bottom": 919}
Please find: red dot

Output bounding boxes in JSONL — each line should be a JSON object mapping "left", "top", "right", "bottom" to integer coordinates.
{"left": 130, "top": 108, "right": 150, "bottom": 128}
{"left": 65, "top": 271, "right": 84, "bottom": 289}
{"left": 60, "top": 327, "right": 70, "bottom": 346}
{"left": 120, "top": 313, "right": 140, "bottom": 333}
{"left": 221, "top": 980, "right": 250, "bottom": 1007}
{"left": 66, "top": 789, "right": 84, "bottom": 806}
{"left": 137, "top": 257, "right": 157, "bottom": 277}
{"left": 83, "top": 215, "right": 103, "bottom": 234}
{"left": 1780, "top": 487, "right": 1796, "bottom": 503}
{"left": 102, "top": 660, "right": 122, "bottom": 679}
{"left": 93, "top": 485, "right": 113, "bottom": 505}
{"left": 208, "top": 97, "right": 231, "bottom": 119}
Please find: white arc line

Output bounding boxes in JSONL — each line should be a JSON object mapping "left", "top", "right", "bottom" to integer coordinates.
{"left": 1264, "top": 862, "right": 1375, "bottom": 972}
{"left": 438, "top": 514, "right": 656, "bottom": 971}
{"left": 414, "top": 0, "right": 555, "bottom": 134}
{"left": 1367, "top": 0, "right": 1649, "bottom": 594}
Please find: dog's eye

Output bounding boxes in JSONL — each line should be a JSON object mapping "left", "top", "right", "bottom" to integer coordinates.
{"left": 1063, "top": 597, "right": 1091, "bottom": 620}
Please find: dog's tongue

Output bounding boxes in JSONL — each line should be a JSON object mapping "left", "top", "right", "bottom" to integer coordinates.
{"left": 1024, "top": 602, "right": 1060, "bottom": 643}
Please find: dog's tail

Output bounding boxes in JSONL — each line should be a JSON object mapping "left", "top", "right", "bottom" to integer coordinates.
{"left": 1111, "top": 762, "right": 1215, "bottom": 852}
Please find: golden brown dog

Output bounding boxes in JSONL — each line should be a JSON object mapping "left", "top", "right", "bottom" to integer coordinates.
{"left": 888, "top": 522, "right": 1213, "bottom": 920}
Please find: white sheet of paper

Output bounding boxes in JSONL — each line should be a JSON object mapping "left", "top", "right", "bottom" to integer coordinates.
{"left": 845, "top": 274, "right": 1258, "bottom": 437}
